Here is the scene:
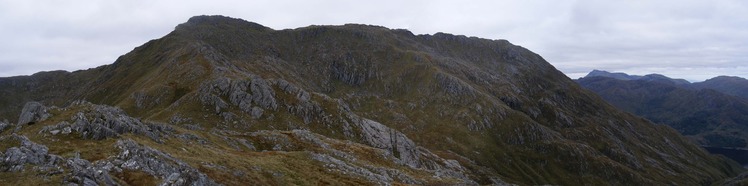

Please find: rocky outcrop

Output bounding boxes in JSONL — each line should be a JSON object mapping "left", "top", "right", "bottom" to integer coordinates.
{"left": 64, "top": 156, "right": 117, "bottom": 186}
{"left": 198, "top": 77, "right": 278, "bottom": 118}
{"left": 39, "top": 102, "right": 174, "bottom": 142}
{"left": 111, "top": 139, "right": 219, "bottom": 186}
{"left": 238, "top": 129, "right": 481, "bottom": 185}
{"left": 353, "top": 117, "right": 420, "bottom": 168}
{"left": 0, "top": 132, "right": 217, "bottom": 185}
{"left": 17, "top": 102, "right": 51, "bottom": 125}
{"left": 0, "top": 134, "right": 64, "bottom": 173}
{"left": 0, "top": 120, "right": 9, "bottom": 132}
{"left": 15, "top": 102, "right": 51, "bottom": 132}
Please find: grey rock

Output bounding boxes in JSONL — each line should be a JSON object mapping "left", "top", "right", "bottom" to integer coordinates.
{"left": 17, "top": 101, "right": 51, "bottom": 125}
{"left": 435, "top": 73, "right": 476, "bottom": 96}
{"left": 249, "top": 78, "right": 278, "bottom": 110}
{"left": 236, "top": 138, "right": 256, "bottom": 151}
{"left": 216, "top": 128, "right": 480, "bottom": 184}
{"left": 0, "top": 120, "right": 9, "bottom": 132}
{"left": 352, "top": 117, "right": 420, "bottom": 168}
{"left": 113, "top": 139, "right": 220, "bottom": 186}
{"left": 35, "top": 104, "right": 175, "bottom": 142}
{"left": 63, "top": 157, "right": 116, "bottom": 186}
{"left": 198, "top": 77, "right": 278, "bottom": 118}
{"left": 162, "top": 172, "right": 186, "bottom": 186}
{"left": 250, "top": 107, "right": 263, "bottom": 119}
{"left": 62, "top": 126, "right": 72, "bottom": 134}
{"left": 181, "top": 124, "right": 204, "bottom": 131}
{"left": 176, "top": 133, "right": 210, "bottom": 145}
{"left": 0, "top": 134, "right": 63, "bottom": 173}
{"left": 311, "top": 153, "right": 393, "bottom": 184}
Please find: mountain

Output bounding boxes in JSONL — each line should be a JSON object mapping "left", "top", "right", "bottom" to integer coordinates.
{"left": 586, "top": 69, "right": 643, "bottom": 80}
{"left": 693, "top": 76, "right": 748, "bottom": 100}
{"left": 0, "top": 15, "right": 743, "bottom": 185}
{"left": 578, "top": 75, "right": 748, "bottom": 149}
{"left": 586, "top": 69, "right": 690, "bottom": 85}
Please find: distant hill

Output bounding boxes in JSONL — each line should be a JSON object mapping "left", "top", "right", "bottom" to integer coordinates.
{"left": 693, "top": 76, "right": 748, "bottom": 100}
{"left": 585, "top": 69, "right": 690, "bottom": 85}
{"left": 579, "top": 71, "right": 748, "bottom": 149}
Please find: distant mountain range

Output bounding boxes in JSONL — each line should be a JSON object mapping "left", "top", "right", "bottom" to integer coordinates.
{"left": 578, "top": 70, "right": 748, "bottom": 149}
{"left": 585, "top": 69, "right": 691, "bottom": 85}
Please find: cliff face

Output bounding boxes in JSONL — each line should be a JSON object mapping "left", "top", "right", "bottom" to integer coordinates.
{"left": 0, "top": 15, "right": 743, "bottom": 185}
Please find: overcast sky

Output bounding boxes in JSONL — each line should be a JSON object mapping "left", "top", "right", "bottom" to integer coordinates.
{"left": 1, "top": 0, "right": 746, "bottom": 82}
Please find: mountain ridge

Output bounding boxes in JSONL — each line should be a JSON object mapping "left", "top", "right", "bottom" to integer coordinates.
{"left": 0, "top": 15, "right": 744, "bottom": 185}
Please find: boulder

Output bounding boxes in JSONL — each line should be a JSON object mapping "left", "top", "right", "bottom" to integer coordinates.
{"left": 16, "top": 102, "right": 51, "bottom": 132}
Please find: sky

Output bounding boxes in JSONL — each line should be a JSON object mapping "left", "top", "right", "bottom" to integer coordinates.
{"left": 0, "top": 0, "right": 746, "bottom": 82}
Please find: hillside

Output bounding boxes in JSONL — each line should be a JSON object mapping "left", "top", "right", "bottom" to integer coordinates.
{"left": 0, "top": 15, "right": 743, "bottom": 185}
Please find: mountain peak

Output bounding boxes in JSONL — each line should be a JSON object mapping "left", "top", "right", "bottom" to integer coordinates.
{"left": 175, "top": 15, "right": 272, "bottom": 33}
{"left": 584, "top": 69, "right": 642, "bottom": 80}
{"left": 694, "top": 75, "right": 748, "bottom": 100}
{"left": 708, "top": 75, "right": 748, "bottom": 82}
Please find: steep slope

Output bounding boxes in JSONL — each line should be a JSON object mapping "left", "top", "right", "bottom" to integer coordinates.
{"left": 693, "top": 76, "right": 748, "bottom": 100}
{"left": 0, "top": 15, "right": 743, "bottom": 185}
{"left": 577, "top": 76, "right": 748, "bottom": 149}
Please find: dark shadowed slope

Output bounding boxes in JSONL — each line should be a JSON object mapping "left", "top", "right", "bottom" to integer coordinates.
{"left": 0, "top": 16, "right": 743, "bottom": 185}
